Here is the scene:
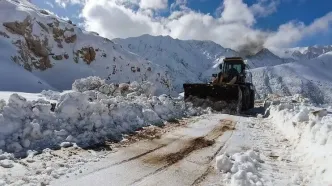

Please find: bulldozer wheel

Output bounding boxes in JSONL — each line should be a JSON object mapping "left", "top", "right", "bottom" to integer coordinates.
{"left": 249, "top": 89, "right": 255, "bottom": 109}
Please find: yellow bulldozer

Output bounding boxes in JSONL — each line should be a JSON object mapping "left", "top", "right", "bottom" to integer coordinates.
{"left": 183, "top": 57, "right": 255, "bottom": 114}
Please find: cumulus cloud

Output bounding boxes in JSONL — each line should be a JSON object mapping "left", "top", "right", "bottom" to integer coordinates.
{"left": 250, "top": 0, "right": 279, "bottom": 17}
{"left": 81, "top": 0, "right": 167, "bottom": 39}
{"left": 265, "top": 12, "right": 332, "bottom": 48}
{"left": 220, "top": 0, "right": 255, "bottom": 25}
{"left": 65, "top": 0, "right": 332, "bottom": 51}
{"left": 139, "top": 0, "right": 168, "bottom": 10}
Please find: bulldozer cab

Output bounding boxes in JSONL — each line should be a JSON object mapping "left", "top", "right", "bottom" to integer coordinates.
{"left": 213, "top": 57, "right": 246, "bottom": 84}
{"left": 219, "top": 57, "right": 245, "bottom": 74}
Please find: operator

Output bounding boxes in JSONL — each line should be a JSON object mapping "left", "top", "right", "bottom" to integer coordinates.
{"left": 227, "top": 67, "right": 239, "bottom": 84}
{"left": 212, "top": 65, "right": 238, "bottom": 85}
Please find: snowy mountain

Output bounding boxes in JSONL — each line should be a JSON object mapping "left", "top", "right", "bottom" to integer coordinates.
{"left": 0, "top": 0, "right": 174, "bottom": 95}
{"left": 270, "top": 45, "right": 332, "bottom": 60}
{"left": 0, "top": 0, "right": 288, "bottom": 95}
{"left": 252, "top": 52, "right": 332, "bottom": 104}
{"left": 113, "top": 35, "right": 290, "bottom": 86}
{"left": 113, "top": 35, "right": 239, "bottom": 90}
{"left": 246, "top": 48, "right": 295, "bottom": 68}
{"left": 1, "top": 0, "right": 332, "bottom": 101}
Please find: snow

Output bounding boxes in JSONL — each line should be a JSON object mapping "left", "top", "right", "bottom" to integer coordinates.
{"left": 1, "top": 1, "right": 332, "bottom": 186}
{"left": 216, "top": 150, "right": 263, "bottom": 186}
{"left": 265, "top": 94, "right": 332, "bottom": 186}
{"left": 251, "top": 52, "right": 332, "bottom": 104}
{"left": 1, "top": 0, "right": 332, "bottom": 101}
{"left": 0, "top": 0, "right": 176, "bottom": 96}
{"left": 0, "top": 77, "right": 209, "bottom": 156}
{"left": 0, "top": 90, "right": 331, "bottom": 185}
{"left": 114, "top": 36, "right": 290, "bottom": 90}
{"left": 0, "top": 159, "right": 14, "bottom": 168}
{"left": 269, "top": 45, "right": 332, "bottom": 60}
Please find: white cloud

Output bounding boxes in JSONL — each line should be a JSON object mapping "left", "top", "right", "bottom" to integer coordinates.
{"left": 250, "top": 0, "right": 279, "bottom": 17}
{"left": 265, "top": 12, "right": 332, "bottom": 48}
{"left": 170, "top": 0, "right": 188, "bottom": 11}
{"left": 220, "top": 0, "right": 255, "bottom": 26}
{"left": 55, "top": 0, "right": 84, "bottom": 8}
{"left": 139, "top": 0, "right": 168, "bottom": 10}
{"left": 81, "top": 0, "right": 167, "bottom": 39}
{"left": 68, "top": 0, "right": 332, "bottom": 51}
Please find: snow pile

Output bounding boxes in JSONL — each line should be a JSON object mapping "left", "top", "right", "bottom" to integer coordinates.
{"left": 0, "top": 78, "right": 207, "bottom": 155}
{"left": 216, "top": 150, "right": 264, "bottom": 186}
{"left": 72, "top": 76, "right": 106, "bottom": 92}
{"left": 266, "top": 94, "right": 332, "bottom": 185}
{"left": 72, "top": 76, "right": 158, "bottom": 97}
{"left": 40, "top": 90, "right": 61, "bottom": 101}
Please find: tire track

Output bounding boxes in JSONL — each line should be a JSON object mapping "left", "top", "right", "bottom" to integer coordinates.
{"left": 78, "top": 136, "right": 185, "bottom": 178}
{"left": 130, "top": 119, "right": 235, "bottom": 186}
{"left": 191, "top": 121, "right": 237, "bottom": 186}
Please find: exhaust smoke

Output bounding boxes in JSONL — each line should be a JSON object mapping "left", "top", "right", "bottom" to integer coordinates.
{"left": 235, "top": 34, "right": 267, "bottom": 57}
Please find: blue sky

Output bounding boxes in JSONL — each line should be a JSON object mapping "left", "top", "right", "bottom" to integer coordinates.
{"left": 31, "top": 0, "right": 332, "bottom": 47}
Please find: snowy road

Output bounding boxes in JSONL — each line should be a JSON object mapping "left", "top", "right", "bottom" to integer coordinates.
{"left": 46, "top": 113, "right": 302, "bottom": 186}
{"left": 50, "top": 114, "right": 236, "bottom": 186}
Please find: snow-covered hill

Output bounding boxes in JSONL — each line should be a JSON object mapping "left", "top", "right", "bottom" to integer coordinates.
{"left": 246, "top": 48, "right": 295, "bottom": 68}
{"left": 251, "top": 52, "right": 332, "bottom": 104}
{"left": 0, "top": 0, "right": 174, "bottom": 95}
{"left": 113, "top": 36, "right": 290, "bottom": 84}
{"left": 1, "top": 0, "right": 332, "bottom": 102}
{"left": 0, "top": 0, "right": 291, "bottom": 95}
{"left": 113, "top": 35, "right": 240, "bottom": 89}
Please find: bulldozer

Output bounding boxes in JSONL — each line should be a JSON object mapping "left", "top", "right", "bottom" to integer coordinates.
{"left": 183, "top": 57, "right": 255, "bottom": 114}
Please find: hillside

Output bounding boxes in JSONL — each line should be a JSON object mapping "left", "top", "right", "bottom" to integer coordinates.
{"left": 0, "top": 0, "right": 289, "bottom": 95}
{"left": 251, "top": 52, "right": 332, "bottom": 104}
{"left": 113, "top": 36, "right": 290, "bottom": 84}
{"left": 1, "top": 0, "right": 332, "bottom": 102}
{"left": 0, "top": 0, "right": 173, "bottom": 95}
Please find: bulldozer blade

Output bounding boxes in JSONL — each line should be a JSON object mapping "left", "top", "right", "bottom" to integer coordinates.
{"left": 183, "top": 83, "right": 242, "bottom": 114}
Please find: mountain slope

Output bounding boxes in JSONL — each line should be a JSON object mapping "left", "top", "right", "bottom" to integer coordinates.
{"left": 1, "top": 0, "right": 331, "bottom": 100}
{"left": 113, "top": 36, "right": 291, "bottom": 86}
{"left": 0, "top": 37, "right": 55, "bottom": 92}
{"left": 0, "top": 0, "right": 173, "bottom": 95}
{"left": 251, "top": 52, "right": 332, "bottom": 104}
{"left": 246, "top": 48, "right": 295, "bottom": 68}
{"left": 113, "top": 35, "right": 239, "bottom": 90}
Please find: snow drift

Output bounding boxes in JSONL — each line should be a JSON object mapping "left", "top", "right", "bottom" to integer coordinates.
{"left": 265, "top": 94, "right": 332, "bottom": 186}
{"left": 0, "top": 77, "right": 206, "bottom": 156}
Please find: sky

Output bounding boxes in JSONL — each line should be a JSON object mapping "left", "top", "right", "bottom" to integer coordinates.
{"left": 31, "top": 0, "right": 332, "bottom": 50}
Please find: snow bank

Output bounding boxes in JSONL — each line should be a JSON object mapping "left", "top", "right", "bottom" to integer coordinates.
{"left": 40, "top": 90, "right": 61, "bottom": 101}
{"left": 216, "top": 150, "right": 264, "bottom": 186}
{"left": 266, "top": 94, "right": 332, "bottom": 185}
{"left": 0, "top": 78, "right": 207, "bottom": 156}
